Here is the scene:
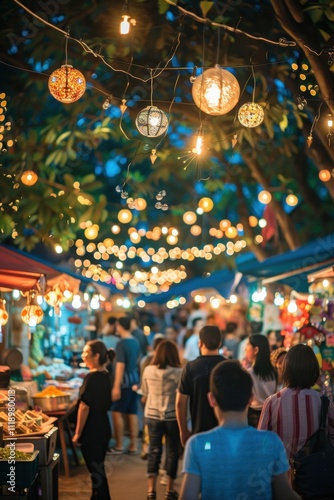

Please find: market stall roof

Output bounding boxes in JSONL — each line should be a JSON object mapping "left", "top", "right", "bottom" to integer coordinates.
{"left": 139, "top": 269, "right": 239, "bottom": 304}
{"left": 0, "top": 244, "right": 118, "bottom": 293}
{"left": 236, "top": 233, "right": 334, "bottom": 292}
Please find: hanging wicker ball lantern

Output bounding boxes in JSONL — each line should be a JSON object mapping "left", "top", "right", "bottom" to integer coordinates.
{"left": 45, "top": 288, "right": 62, "bottom": 307}
{"left": 136, "top": 106, "right": 168, "bottom": 137}
{"left": 238, "top": 102, "right": 264, "bottom": 128}
{"left": 21, "top": 304, "right": 44, "bottom": 327}
{"left": 21, "top": 170, "right": 38, "bottom": 186}
{"left": 0, "top": 299, "right": 8, "bottom": 326}
{"left": 192, "top": 66, "right": 240, "bottom": 115}
{"left": 48, "top": 65, "right": 86, "bottom": 104}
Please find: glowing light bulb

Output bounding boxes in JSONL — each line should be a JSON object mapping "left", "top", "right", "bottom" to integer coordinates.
{"left": 120, "top": 15, "right": 130, "bottom": 35}
{"left": 287, "top": 299, "right": 297, "bottom": 313}
{"left": 72, "top": 294, "right": 82, "bottom": 309}
{"left": 328, "top": 114, "right": 333, "bottom": 128}
{"left": 193, "top": 131, "right": 203, "bottom": 155}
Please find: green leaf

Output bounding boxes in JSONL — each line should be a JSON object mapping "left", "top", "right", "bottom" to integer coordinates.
{"left": 56, "top": 131, "right": 72, "bottom": 145}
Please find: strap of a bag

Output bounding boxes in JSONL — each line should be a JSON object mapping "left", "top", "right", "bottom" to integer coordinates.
{"left": 319, "top": 395, "right": 330, "bottom": 448}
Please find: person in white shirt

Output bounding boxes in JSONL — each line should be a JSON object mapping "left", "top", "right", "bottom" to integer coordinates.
{"left": 183, "top": 318, "right": 205, "bottom": 363}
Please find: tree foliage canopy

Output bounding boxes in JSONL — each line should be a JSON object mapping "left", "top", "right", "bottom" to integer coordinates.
{"left": 1, "top": 0, "right": 334, "bottom": 292}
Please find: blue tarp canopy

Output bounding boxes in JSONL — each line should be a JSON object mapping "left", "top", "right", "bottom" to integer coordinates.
{"left": 236, "top": 233, "right": 334, "bottom": 292}
{"left": 139, "top": 269, "right": 239, "bottom": 304}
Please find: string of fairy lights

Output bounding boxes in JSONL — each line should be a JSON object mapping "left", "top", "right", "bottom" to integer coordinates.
{"left": 2, "top": 0, "right": 334, "bottom": 296}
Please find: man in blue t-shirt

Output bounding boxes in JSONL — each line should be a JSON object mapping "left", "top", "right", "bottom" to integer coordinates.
{"left": 180, "top": 361, "right": 300, "bottom": 500}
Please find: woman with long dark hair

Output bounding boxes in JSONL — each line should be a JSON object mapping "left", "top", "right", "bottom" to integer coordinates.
{"left": 259, "top": 343, "right": 334, "bottom": 460}
{"left": 142, "top": 340, "right": 182, "bottom": 500}
{"left": 245, "top": 334, "right": 277, "bottom": 427}
{"left": 72, "top": 340, "right": 115, "bottom": 499}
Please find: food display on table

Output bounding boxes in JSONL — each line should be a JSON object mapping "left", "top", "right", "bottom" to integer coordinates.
{"left": 33, "top": 385, "right": 70, "bottom": 411}
{"left": 0, "top": 409, "right": 52, "bottom": 436}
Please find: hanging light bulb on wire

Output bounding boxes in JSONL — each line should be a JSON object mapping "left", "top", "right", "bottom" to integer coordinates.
{"left": 120, "top": 1, "right": 136, "bottom": 35}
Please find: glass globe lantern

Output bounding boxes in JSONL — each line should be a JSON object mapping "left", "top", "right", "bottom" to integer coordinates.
{"left": 48, "top": 65, "right": 86, "bottom": 104}
{"left": 136, "top": 106, "right": 168, "bottom": 137}
{"left": 238, "top": 102, "right": 264, "bottom": 128}
{"left": 21, "top": 170, "right": 38, "bottom": 186}
{"left": 192, "top": 66, "right": 240, "bottom": 115}
{"left": 0, "top": 299, "right": 8, "bottom": 326}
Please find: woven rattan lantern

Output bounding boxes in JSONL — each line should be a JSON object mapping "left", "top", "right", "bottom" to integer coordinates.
{"left": 21, "top": 297, "right": 44, "bottom": 327}
{"left": 136, "top": 106, "right": 168, "bottom": 137}
{"left": 238, "top": 102, "right": 264, "bottom": 128}
{"left": 48, "top": 65, "right": 86, "bottom": 104}
{"left": 192, "top": 66, "right": 240, "bottom": 115}
{"left": 0, "top": 299, "right": 8, "bottom": 326}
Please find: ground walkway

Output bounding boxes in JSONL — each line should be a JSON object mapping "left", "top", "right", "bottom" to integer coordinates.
{"left": 58, "top": 438, "right": 182, "bottom": 500}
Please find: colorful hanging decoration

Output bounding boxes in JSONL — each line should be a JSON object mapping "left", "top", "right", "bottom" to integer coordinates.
{"left": 21, "top": 292, "right": 44, "bottom": 327}
{"left": 191, "top": 66, "right": 240, "bottom": 115}
{"left": 48, "top": 65, "right": 86, "bottom": 104}
{"left": 0, "top": 299, "right": 8, "bottom": 326}
{"left": 238, "top": 102, "right": 264, "bottom": 128}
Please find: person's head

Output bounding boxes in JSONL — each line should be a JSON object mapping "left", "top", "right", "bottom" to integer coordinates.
{"left": 199, "top": 325, "right": 222, "bottom": 351}
{"left": 165, "top": 326, "right": 179, "bottom": 342}
{"left": 151, "top": 340, "right": 181, "bottom": 369}
{"left": 245, "top": 334, "right": 276, "bottom": 380}
{"left": 116, "top": 316, "right": 131, "bottom": 335}
{"left": 225, "top": 322, "right": 238, "bottom": 335}
{"left": 152, "top": 333, "right": 165, "bottom": 350}
{"left": 209, "top": 360, "right": 253, "bottom": 412}
{"left": 192, "top": 317, "right": 205, "bottom": 334}
{"left": 102, "top": 316, "right": 117, "bottom": 336}
{"left": 270, "top": 347, "right": 287, "bottom": 382}
{"left": 282, "top": 344, "right": 320, "bottom": 389}
{"left": 266, "top": 330, "right": 284, "bottom": 351}
{"left": 82, "top": 340, "right": 115, "bottom": 369}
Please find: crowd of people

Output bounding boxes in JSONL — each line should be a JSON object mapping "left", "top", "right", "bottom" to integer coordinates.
{"left": 71, "top": 307, "right": 334, "bottom": 500}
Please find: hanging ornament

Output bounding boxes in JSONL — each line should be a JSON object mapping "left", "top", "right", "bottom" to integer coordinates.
{"left": 48, "top": 65, "right": 86, "bottom": 104}
{"left": 21, "top": 170, "right": 38, "bottom": 186}
{"left": 120, "top": 99, "right": 127, "bottom": 114}
{"left": 102, "top": 95, "right": 112, "bottom": 110}
{"left": 232, "top": 134, "right": 238, "bottom": 148}
{"left": 150, "top": 149, "right": 157, "bottom": 164}
{"left": 136, "top": 106, "right": 168, "bottom": 137}
{"left": 0, "top": 299, "right": 8, "bottom": 326}
{"left": 44, "top": 288, "right": 62, "bottom": 307}
{"left": 191, "top": 65, "right": 240, "bottom": 115}
{"left": 238, "top": 102, "right": 264, "bottom": 128}
{"left": 307, "top": 135, "right": 313, "bottom": 148}
{"left": 21, "top": 292, "right": 44, "bottom": 327}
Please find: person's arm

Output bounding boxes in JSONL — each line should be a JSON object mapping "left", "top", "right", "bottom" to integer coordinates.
{"left": 72, "top": 401, "right": 90, "bottom": 445}
{"left": 258, "top": 397, "right": 271, "bottom": 429}
{"left": 179, "top": 472, "right": 201, "bottom": 500}
{"left": 176, "top": 392, "right": 192, "bottom": 447}
{"left": 112, "top": 362, "right": 125, "bottom": 401}
{"left": 272, "top": 472, "right": 300, "bottom": 499}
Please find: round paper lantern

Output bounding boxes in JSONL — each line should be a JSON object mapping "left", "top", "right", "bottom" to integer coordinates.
{"left": 21, "top": 304, "right": 44, "bottom": 327}
{"left": 136, "top": 106, "right": 168, "bottom": 137}
{"left": 118, "top": 209, "right": 133, "bottom": 224}
{"left": 238, "top": 102, "right": 264, "bottom": 128}
{"left": 198, "top": 197, "right": 214, "bottom": 212}
{"left": 21, "top": 170, "right": 38, "bottom": 186}
{"left": 192, "top": 66, "right": 240, "bottom": 115}
{"left": 0, "top": 299, "right": 8, "bottom": 326}
{"left": 48, "top": 65, "right": 86, "bottom": 104}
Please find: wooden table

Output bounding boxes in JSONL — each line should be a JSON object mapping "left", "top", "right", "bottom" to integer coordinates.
{"left": 45, "top": 406, "right": 79, "bottom": 478}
